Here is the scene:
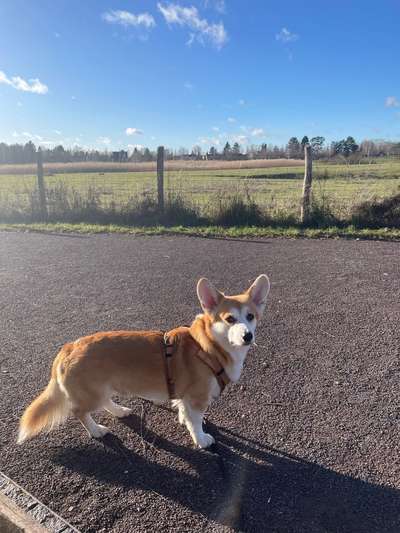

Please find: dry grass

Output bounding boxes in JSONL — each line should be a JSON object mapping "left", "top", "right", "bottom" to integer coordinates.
{"left": 0, "top": 158, "right": 303, "bottom": 175}
{"left": 1, "top": 159, "right": 398, "bottom": 227}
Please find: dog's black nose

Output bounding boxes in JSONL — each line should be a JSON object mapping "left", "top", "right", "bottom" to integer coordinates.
{"left": 243, "top": 332, "right": 253, "bottom": 344}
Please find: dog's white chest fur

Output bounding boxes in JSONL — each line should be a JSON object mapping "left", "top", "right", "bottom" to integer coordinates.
{"left": 224, "top": 346, "right": 248, "bottom": 382}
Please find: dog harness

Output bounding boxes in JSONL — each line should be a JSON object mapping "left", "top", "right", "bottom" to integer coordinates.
{"left": 163, "top": 330, "right": 230, "bottom": 400}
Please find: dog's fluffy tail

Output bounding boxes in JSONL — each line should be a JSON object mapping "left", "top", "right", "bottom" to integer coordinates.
{"left": 17, "top": 377, "right": 69, "bottom": 444}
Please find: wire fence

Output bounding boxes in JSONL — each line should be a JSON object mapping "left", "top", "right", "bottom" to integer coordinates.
{"left": 0, "top": 148, "right": 399, "bottom": 224}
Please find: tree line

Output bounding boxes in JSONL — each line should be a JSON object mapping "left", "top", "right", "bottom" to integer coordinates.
{"left": 0, "top": 137, "right": 399, "bottom": 165}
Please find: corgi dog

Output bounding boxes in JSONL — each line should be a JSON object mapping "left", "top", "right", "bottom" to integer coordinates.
{"left": 18, "top": 275, "right": 270, "bottom": 449}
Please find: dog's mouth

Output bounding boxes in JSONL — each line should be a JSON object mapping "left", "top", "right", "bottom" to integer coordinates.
{"left": 229, "top": 338, "right": 255, "bottom": 347}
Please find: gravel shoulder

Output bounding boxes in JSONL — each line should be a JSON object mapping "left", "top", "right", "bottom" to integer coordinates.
{"left": 0, "top": 232, "right": 399, "bottom": 532}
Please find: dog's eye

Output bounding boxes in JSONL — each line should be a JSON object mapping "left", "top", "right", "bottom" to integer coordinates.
{"left": 247, "top": 313, "right": 255, "bottom": 321}
{"left": 226, "top": 315, "right": 236, "bottom": 324}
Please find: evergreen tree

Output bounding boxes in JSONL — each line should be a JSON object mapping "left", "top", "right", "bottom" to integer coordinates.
{"left": 344, "top": 136, "right": 358, "bottom": 155}
{"left": 301, "top": 136, "right": 309, "bottom": 147}
{"left": 332, "top": 137, "right": 358, "bottom": 157}
{"left": 260, "top": 143, "right": 267, "bottom": 158}
{"left": 300, "top": 136, "right": 309, "bottom": 158}
{"left": 287, "top": 137, "right": 301, "bottom": 158}
{"left": 232, "top": 142, "right": 241, "bottom": 157}
{"left": 310, "top": 136, "right": 325, "bottom": 156}
{"left": 143, "top": 147, "right": 152, "bottom": 161}
{"left": 23, "top": 141, "right": 36, "bottom": 163}
{"left": 209, "top": 146, "right": 218, "bottom": 159}
{"left": 223, "top": 142, "right": 232, "bottom": 159}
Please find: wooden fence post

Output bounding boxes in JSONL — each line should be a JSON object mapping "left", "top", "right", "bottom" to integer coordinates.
{"left": 301, "top": 144, "right": 312, "bottom": 224}
{"left": 157, "top": 146, "right": 164, "bottom": 212}
{"left": 37, "top": 148, "right": 47, "bottom": 220}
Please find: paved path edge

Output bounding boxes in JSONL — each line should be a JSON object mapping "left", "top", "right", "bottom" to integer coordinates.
{"left": 0, "top": 472, "right": 80, "bottom": 533}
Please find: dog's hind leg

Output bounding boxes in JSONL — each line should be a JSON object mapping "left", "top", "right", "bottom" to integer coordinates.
{"left": 104, "top": 399, "right": 132, "bottom": 418}
{"left": 74, "top": 410, "right": 110, "bottom": 438}
{"left": 172, "top": 400, "right": 186, "bottom": 425}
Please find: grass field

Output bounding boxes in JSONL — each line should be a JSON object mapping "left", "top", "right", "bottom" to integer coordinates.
{"left": 1, "top": 159, "right": 399, "bottom": 221}
{"left": 0, "top": 158, "right": 303, "bottom": 175}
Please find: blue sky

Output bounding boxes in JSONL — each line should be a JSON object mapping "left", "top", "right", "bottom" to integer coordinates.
{"left": 1, "top": 0, "right": 399, "bottom": 152}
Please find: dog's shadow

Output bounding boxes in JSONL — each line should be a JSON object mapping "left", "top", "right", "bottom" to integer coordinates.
{"left": 53, "top": 407, "right": 400, "bottom": 532}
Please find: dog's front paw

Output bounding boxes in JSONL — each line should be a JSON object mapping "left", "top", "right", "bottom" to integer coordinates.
{"left": 178, "top": 409, "right": 186, "bottom": 426}
{"left": 91, "top": 424, "right": 110, "bottom": 439}
{"left": 115, "top": 406, "right": 133, "bottom": 418}
{"left": 196, "top": 432, "right": 215, "bottom": 449}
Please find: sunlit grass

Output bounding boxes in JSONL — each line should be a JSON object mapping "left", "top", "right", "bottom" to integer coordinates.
{"left": 1, "top": 159, "right": 399, "bottom": 219}
{"left": 1, "top": 222, "right": 399, "bottom": 241}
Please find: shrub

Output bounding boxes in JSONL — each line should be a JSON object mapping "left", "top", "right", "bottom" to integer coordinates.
{"left": 212, "top": 188, "right": 267, "bottom": 226}
{"left": 351, "top": 193, "right": 400, "bottom": 228}
{"left": 162, "top": 193, "right": 203, "bottom": 226}
{"left": 306, "top": 194, "right": 341, "bottom": 228}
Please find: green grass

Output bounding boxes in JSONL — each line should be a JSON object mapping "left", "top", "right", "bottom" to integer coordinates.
{"left": 1, "top": 159, "right": 400, "bottom": 219}
{"left": 1, "top": 222, "right": 399, "bottom": 241}
{"left": 1, "top": 159, "right": 399, "bottom": 232}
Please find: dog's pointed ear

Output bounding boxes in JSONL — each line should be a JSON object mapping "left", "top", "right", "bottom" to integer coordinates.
{"left": 197, "top": 278, "right": 223, "bottom": 314}
{"left": 247, "top": 275, "right": 270, "bottom": 315}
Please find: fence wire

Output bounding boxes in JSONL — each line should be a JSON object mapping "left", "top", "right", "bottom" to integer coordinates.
{"left": 0, "top": 157, "right": 399, "bottom": 222}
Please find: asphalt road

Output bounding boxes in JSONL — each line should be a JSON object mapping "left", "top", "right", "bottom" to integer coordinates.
{"left": 0, "top": 231, "right": 399, "bottom": 533}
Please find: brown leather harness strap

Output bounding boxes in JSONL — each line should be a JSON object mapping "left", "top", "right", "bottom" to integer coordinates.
{"left": 191, "top": 348, "right": 230, "bottom": 393}
{"left": 163, "top": 332, "right": 177, "bottom": 400}
{"left": 163, "top": 329, "right": 230, "bottom": 400}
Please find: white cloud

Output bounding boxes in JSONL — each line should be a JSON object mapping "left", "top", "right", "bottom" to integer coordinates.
{"left": 157, "top": 3, "right": 228, "bottom": 49}
{"left": 184, "top": 81, "right": 194, "bottom": 90}
{"left": 250, "top": 127, "right": 265, "bottom": 137}
{"left": 227, "top": 117, "right": 236, "bottom": 123}
{"left": 385, "top": 96, "right": 399, "bottom": 108}
{"left": 238, "top": 98, "right": 245, "bottom": 106}
{"left": 102, "top": 10, "right": 156, "bottom": 28}
{"left": 276, "top": 27, "right": 299, "bottom": 43}
{"left": 23, "top": 131, "right": 43, "bottom": 141}
{"left": 126, "top": 127, "right": 143, "bottom": 136}
{"left": 97, "top": 136, "right": 111, "bottom": 145}
{"left": 54, "top": 32, "right": 61, "bottom": 38}
{"left": 212, "top": 126, "right": 220, "bottom": 132}
{"left": 12, "top": 131, "right": 43, "bottom": 141}
{"left": 39, "top": 140, "right": 58, "bottom": 147}
{"left": 231, "top": 134, "right": 248, "bottom": 144}
{"left": 215, "top": 1, "right": 226, "bottom": 14}
{"left": 54, "top": 130, "right": 62, "bottom": 135}
{"left": 199, "top": 136, "right": 221, "bottom": 146}
{"left": 71, "top": 95, "right": 77, "bottom": 100}
{"left": 0, "top": 70, "right": 48, "bottom": 94}
{"left": 200, "top": 127, "right": 263, "bottom": 148}
{"left": 17, "top": 101, "right": 23, "bottom": 107}
{"left": 204, "top": 0, "right": 226, "bottom": 14}
{"left": 239, "top": 125, "right": 266, "bottom": 138}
